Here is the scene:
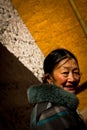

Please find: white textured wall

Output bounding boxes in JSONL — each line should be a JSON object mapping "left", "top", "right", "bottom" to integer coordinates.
{"left": 0, "top": 0, "right": 44, "bottom": 129}
{"left": 0, "top": 0, "right": 44, "bottom": 82}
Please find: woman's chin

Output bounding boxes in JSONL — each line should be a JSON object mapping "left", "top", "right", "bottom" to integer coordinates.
{"left": 64, "top": 88, "right": 76, "bottom": 94}
{"left": 69, "top": 90, "right": 76, "bottom": 94}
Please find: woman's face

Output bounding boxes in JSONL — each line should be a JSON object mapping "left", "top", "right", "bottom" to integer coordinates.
{"left": 48, "top": 58, "right": 81, "bottom": 94}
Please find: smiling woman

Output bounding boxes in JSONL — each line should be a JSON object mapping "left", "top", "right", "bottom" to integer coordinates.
{"left": 42, "top": 48, "right": 81, "bottom": 94}
{"left": 27, "top": 48, "right": 87, "bottom": 130}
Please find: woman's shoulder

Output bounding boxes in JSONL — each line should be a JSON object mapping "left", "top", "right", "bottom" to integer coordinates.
{"left": 30, "top": 102, "right": 87, "bottom": 130}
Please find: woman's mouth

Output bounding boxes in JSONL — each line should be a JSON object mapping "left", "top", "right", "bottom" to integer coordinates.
{"left": 64, "top": 86, "right": 76, "bottom": 94}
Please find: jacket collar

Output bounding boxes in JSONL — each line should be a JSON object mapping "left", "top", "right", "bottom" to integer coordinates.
{"left": 27, "top": 84, "right": 79, "bottom": 110}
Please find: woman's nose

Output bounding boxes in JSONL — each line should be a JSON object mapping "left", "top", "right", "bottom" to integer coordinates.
{"left": 67, "top": 72, "right": 75, "bottom": 81}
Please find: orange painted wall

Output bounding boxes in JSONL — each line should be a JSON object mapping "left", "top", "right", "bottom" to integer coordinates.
{"left": 11, "top": 0, "right": 87, "bottom": 110}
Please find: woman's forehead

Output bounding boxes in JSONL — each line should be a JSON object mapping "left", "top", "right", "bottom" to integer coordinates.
{"left": 55, "top": 58, "right": 79, "bottom": 69}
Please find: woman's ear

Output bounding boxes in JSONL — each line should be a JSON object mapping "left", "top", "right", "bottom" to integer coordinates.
{"left": 46, "top": 74, "right": 54, "bottom": 84}
{"left": 42, "top": 73, "right": 54, "bottom": 83}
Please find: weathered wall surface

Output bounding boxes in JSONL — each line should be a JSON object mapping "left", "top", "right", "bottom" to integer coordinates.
{"left": 0, "top": 0, "right": 44, "bottom": 129}
{"left": 11, "top": 0, "right": 87, "bottom": 109}
{"left": 0, "top": 0, "right": 44, "bottom": 81}
{"left": 0, "top": 0, "right": 87, "bottom": 129}
{"left": 11, "top": 0, "right": 87, "bottom": 84}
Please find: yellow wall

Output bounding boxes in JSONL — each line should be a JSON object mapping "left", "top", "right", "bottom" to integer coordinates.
{"left": 11, "top": 0, "right": 87, "bottom": 110}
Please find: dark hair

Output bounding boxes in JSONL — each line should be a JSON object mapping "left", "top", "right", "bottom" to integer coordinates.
{"left": 43, "top": 48, "right": 78, "bottom": 74}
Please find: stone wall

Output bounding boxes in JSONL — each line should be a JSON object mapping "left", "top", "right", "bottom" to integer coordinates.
{"left": 0, "top": 0, "right": 44, "bottom": 129}
{"left": 0, "top": 0, "right": 44, "bottom": 82}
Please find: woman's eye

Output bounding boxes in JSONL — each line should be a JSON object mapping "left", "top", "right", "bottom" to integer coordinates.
{"left": 73, "top": 72, "right": 80, "bottom": 75}
{"left": 62, "top": 72, "right": 69, "bottom": 76}
{"left": 63, "top": 72, "right": 69, "bottom": 74}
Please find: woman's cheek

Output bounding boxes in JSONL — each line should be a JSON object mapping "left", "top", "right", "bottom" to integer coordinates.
{"left": 54, "top": 74, "right": 66, "bottom": 86}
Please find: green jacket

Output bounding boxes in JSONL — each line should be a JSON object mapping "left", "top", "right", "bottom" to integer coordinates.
{"left": 27, "top": 84, "right": 87, "bottom": 130}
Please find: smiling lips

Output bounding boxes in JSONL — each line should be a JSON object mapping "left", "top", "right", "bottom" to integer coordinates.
{"left": 65, "top": 86, "right": 76, "bottom": 93}
{"left": 65, "top": 85, "right": 76, "bottom": 90}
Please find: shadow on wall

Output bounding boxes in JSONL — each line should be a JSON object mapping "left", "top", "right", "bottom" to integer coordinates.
{"left": 77, "top": 82, "right": 87, "bottom": 94}
{"left": 0, "top": 43, "right": 40, "bottom": 130}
